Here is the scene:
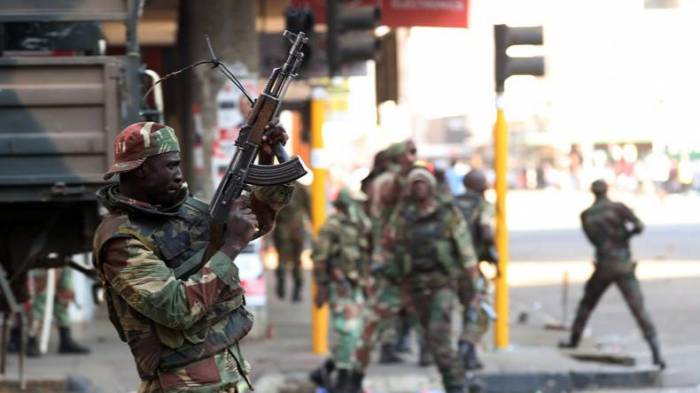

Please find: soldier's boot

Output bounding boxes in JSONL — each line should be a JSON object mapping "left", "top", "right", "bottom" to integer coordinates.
{"left": 349, "top": 370, "right": 364, "bottom": 393}
{"left": 58, "top": 326, "right": 90, "bottom": 355}
{"left": 458, "top": 340, "right": 483, "bottom": 371}
{"left": 418, "top": 342, "right": 433, "bottom": 367}
{"left": 275, "top": 268, "right": 286, "bottom": 300}
{"left": 646, "top": 336, "right": 666, "bottom": 370}
{"left": 334, "top": 369, "right": 353, "bottom": 393}
{"left": 394, "top": 317, "right": 411, "bottom": 353}
{"left": 310, "top": 358, "right": 335, "bottom": 389}
{"left": 6, "top": 327, "right": 21, "bottom": 353}
{"left": 291, "top": 270, "right": 303, "bottom": 303}
{"left": 26, "top": 336, "right": 41, "bottom": 358}
{"left": 558, "top": 330, "right": 581, "bottom": 349}
{"left": 378, "top": 343, "right": 403, "bottom": 364}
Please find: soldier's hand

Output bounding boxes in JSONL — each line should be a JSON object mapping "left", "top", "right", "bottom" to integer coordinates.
{"left": 259, "top": 123, "right": 289, "bottom": 161}
{"left": 222, "top": 198, "right": 259, "bottom": 255}
{"left": 315, "top": 284, "right": 329, "bottom": 308}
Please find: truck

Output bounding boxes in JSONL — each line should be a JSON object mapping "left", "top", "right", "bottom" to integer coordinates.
{"left": 0, "top": 0, "right": 157, "bottom": 316}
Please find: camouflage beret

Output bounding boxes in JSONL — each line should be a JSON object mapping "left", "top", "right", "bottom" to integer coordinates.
{"left": 104, "top": 122, "right": 180, "bottom": 180}
{"left": 384, "top": 142, "right": 407, "bottom": 160}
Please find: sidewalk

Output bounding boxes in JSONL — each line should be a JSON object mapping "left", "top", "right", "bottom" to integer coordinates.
{"left": 1, "top": 265, "right": 698, "bottom": 393}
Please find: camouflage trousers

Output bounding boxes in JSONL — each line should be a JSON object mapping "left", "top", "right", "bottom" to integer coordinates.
{"left": 571, "top": 263, "right": 658, "bottom": 340}
{"left": 354, "top": 278, "right": 413, "bottom": 369}
{"left": 329, "top": 281, "right": 365, "bottom": 370}
{"left": 274, "top": 238, "right": 304, "bottom": 284}
{"left": 457, "top": 269, "right": 490, "bottom": 343}
{"left": 30, "top": 268, "right": 74, "bottom": 336}
{"left": 412, "top": 284, "right": 465, "bottom": 391}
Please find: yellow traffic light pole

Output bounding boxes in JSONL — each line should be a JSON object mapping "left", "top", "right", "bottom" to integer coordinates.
{"left": 310, "top": 87, "right": 329, "bottom": 354}
{"left": 493, "top": 94, "right": 510, "bottom": 349}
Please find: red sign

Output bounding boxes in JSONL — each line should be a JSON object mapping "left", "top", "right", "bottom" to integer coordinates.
{"left": 381, "top": 0, "right": 469, "bottom": 28}
{"left": 291, "top": 0, "right": 469, "bottom": 28}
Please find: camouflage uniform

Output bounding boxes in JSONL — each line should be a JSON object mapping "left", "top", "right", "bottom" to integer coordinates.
{"left": 94, "top": 122, "right": 293, "bottom": 392}
{"left": 30, "top": 267, "right": 74, "bottom": 333}
{"left": 312, "top": 190, "right": 371, "bottom": 371}
{"left": 454, "top": 191, "right": 495, "bottom": 344}
{"left": 386, "top": 169, "right": 477, "bottom": 392}
{"left": 570, "top": 198, "right": 657, "bottom": 343}
{"left": 271, "top": 182, "right": 310, "bottom": 300}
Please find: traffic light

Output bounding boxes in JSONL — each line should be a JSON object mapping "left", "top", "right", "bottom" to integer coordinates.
{"left": 327, "top": 0, "right": 381, "bottom": 77}
{"left": 494, "top": 25, "right": 545, "bottom": 93}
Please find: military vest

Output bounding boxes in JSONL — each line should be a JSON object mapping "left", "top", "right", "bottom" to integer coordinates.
{"left": 400, "top": 203, "right": 459, "bottom": 277}
{"left": 582, "top": 200, "right": 633, "bottom": 265}
{"left": 94, "top": 196, "right": 253, "bottom": 380}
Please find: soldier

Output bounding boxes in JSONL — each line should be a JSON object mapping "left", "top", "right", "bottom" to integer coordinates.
{"left": 8, "top": 257, "right": 91, "bottom": 357}
{"left": 454, "top": 170, "right": 498, "bottom": 370}
{"left": 272, "top": 181, "right": 311, "bottom": 302}
{"left": 312, "top": 189, "right": 371, "bottom": 393}
{"left": 93, "top": 122, "right": 293, "bottom": 392}
{"left": 354, "top": 168, "right": 478, "bottom": 393}
{"left": 559, "top": 179, "right": 666, "bottom": 369}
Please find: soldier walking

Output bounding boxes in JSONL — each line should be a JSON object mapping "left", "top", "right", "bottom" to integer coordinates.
{"left": 454, "top": 170, "right": 498, "bottom": 370}
{"left": 272, "top": 181, "right": 311, "bottom": 302}
{"left": 311, "top": 189, "right": 371, "bottom": 393}
{"left": 559, "top": 179, "right": 666, "bottom": 369}
{"left": 355, "top": 168, "right": 478, "bottom": 393}
{"left": 93, "top": 122, "right": 293, "bottom": 392}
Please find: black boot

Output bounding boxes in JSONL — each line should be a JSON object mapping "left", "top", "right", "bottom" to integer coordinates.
{"left": 26, "top": 336, "right": 41, "bottom": 358}
{"left": 334, "top": 369, "right": 352, "bottom": 393}
{"left": 418, "top": 342, "right": 433, "bottom": 367}
{"left": 292, "top": 274, "right": 303, "bottom": 303}
{"left": 6, "top": 327, "right": 21, "bottom": 353}
{"left": 275, "top": 268, "right": 286, "bottom": 300}
{"left": 58, "top": 326, "right": 90, "bottom": 355}
{"left": 458, "top": 340, "right": 483, "bottom": 371}
{"left": 558, "top": 330, "right": 581, "bottom": 349}
{"left": 349, "top": 370, "right": 364, "bottom": 393}
{"left": 310, "top": 358, "right": 335, "bottom": 389}
{"left": 647, "top": 336, "right": 666, "bottom": 370}
{"left": 394, "top": 316, "right": 411, "bottom": 353}
{"left": 378, "top": 343, "right": 403, "bottom": 364}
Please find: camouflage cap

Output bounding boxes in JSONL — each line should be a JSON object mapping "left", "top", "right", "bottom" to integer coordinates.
{"left": 104, "top": 122, "right": 180, "bottom": 180}
{"left": 406, "top": 167, "right": 437, "bottom": 189}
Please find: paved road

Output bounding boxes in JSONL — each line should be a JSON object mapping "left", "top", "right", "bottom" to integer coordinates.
{"left": 510, "top": 223, "right": 700, "bottom": 262}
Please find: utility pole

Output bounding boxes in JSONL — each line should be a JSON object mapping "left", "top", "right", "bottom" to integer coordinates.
{"left": 310, "top": 86, "right": 329, "bottom": 354}
{"left": 493, "top": 24, "right": 545, "bottom": 349}
{"left": 183, "top": 0, "right": 259, "bottom": 198}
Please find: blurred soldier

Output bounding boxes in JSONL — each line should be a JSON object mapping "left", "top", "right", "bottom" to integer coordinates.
{"left": 93, "top": 122, "right": 292, "bottom": 392}
{"left": 356, "top": 168, "right": 478, "bottom": 393}
{"left": 272, "top": 181, "right": 311, "bottom": 302}
{"left": 559, "top": 179, "right": 666, "bottom": 369}
{"left": 311, "top": 189, "right": 371, "bottom": 393}
{"left": 454, "top": 170, "right": 498, "bottom": 370}
{"left": 8, "top": 261, "right": 90, "bottom": 357}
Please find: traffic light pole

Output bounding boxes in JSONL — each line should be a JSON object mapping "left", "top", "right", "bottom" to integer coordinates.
{"left": 493, "top": 94, "right": 510, "bottom": 349}
{"left": 310, "top": 87, "right": 329, "bottom": 354}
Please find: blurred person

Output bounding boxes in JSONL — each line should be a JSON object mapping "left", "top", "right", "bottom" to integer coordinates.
{"left": 354, "top": 168, "right": 478, "bottom": 393}
{"left": 311, "top": 189, "right": 371, "bottom": 393}
{"left": 445, "top": 158, "right": 468, "bottom": 195}
{"left": 559, "top": 180, "right": 665, "bottom": 370}
{"left": 8, "top": 259, "right": 90, "bottom": 357}
{"left": 272, "top": 181, "right": 311, "bottom": 302}
{"left": 454, "top": 170, "right": 498, "bottom": 370}
{"left": 93, "top": 122, "right": 293, "bottom": 392}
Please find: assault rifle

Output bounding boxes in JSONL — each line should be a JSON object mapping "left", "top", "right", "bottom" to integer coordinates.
{"left": 174, "top": 30, "right": 308, "bottom": 278}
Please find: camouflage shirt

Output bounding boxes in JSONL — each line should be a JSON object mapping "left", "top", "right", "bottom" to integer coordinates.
{"left": 94, "top": 183, "right": 292, "bottom": 392}
{"left": 272, "top": 182, "right": 310, "bottom": 245}
{"left": 312, "top": 207, "right": 371, "bottom": 286}
{"left": 581, "top": 197, "right": 643, "bottom": 264}
{"left": 454, "top": 191, "right": 495, "bottom": 261}
{"left": 388, "top": 198, "right": 476, "bottom": 287}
